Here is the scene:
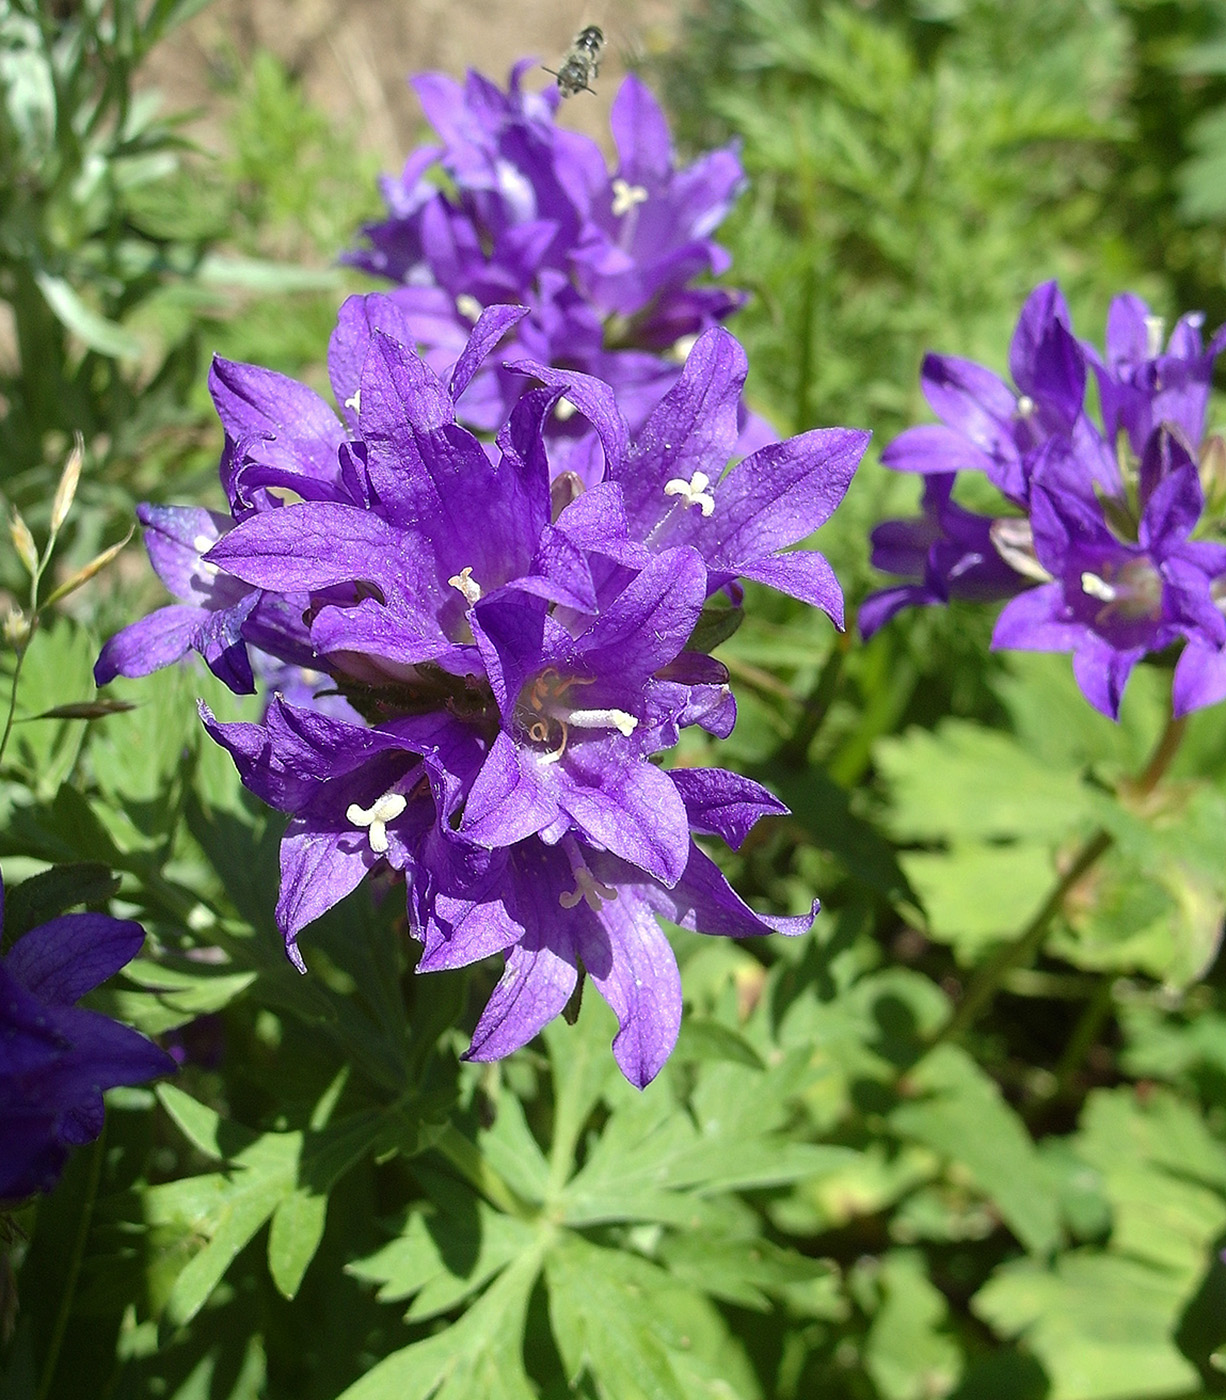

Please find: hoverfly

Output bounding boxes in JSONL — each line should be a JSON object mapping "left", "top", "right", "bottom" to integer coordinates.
{"left": 545, "top": 24, "right": 605, "bottom": 98}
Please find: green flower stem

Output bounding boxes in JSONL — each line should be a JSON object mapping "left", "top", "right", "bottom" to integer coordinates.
{"left": 432, "top": 1123, "right": 536, "bottom": 1221}
{"left": 36, "top": 1130, "right": 104, "bottom": 1400}
{"left": 0, "top": 643, "right": 30, "bottom": 769}
{"left": 929, "top": 708, "right": 1189, "bottom": 1047}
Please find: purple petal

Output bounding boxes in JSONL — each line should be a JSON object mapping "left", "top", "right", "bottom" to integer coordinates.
{"left": 880, "top": 423, "right": 1000, "bottom": 476}
{"left": 668, "top": 767, "right": 787, "bottom": 850}
{"left": 5, "top": 914, "right": 145, "bottom": 1005}
{"left": 464, "top": 937, "right": 579, "bottom": 1063}
{"left": 1174, "top": 639, "right": 1226, "bottom": 717}
{"left": 276, "top": 820, "right": 376, "bottom": 966}
{"left": 734, "top": 549, "right": 844, "bottom": 624}
{"left": 575, "top": 895, "right": 681, "bottom": 1088}
{"left": 209, "top": 356, "right": 345, "bottom": 485}
{"left": 95, "top": 605, "right": 208, "bottom": 685}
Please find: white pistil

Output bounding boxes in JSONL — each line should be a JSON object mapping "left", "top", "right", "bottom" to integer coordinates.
{"left": 559, "top": 865, "right": 618, "bottom": 912}
{"left": 611, "top": 178, "right": 648, "bottom": 218}
{"left": 554, "top": 395, "right": 578, "bottom": 422}
{"left": 194, "top": 533, "right": 220, "bottom": 579}
{"left": 455, "top": 293, "right": 483, "bottom": 324}
{"left": 1145, "top": 315, "right": 1165, "bottom": 360}
{"left": 562, "top": 706, "right": 638, "bottom": 737}
{"left": 1080, "top": 571, "right": 1118, "bottom": 603}
{"left": 1016, "top": 394, "right": 1036, "bottom": 418}
{"left": 344, "top": 389, "right": 361, "bottom": 415}
{"left": 448, "top": 566, "right": 483, "bottom": 607}
{"left": 345, "top": 790, "right": 407, "bottom": 855}
{"left": 663, "top": 469, "right": 716, "bottom": 517}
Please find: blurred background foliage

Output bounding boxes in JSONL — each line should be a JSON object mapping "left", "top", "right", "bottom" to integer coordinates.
{"left": 3, "top": 0, "right": 1226, "bottom": 1397}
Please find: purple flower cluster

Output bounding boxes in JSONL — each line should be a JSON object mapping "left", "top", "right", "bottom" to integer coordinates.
{"left": 862, "top": 283, "right": 1226, "bottom": 719}
{"left": 1, "top": 874, "right": 175, "bottom": 1199}
{"left": 343, "top": 63, "right": 771, "bottom": 479}
{"left": 97, "top": 298, "right": 866, "bottom": 1086}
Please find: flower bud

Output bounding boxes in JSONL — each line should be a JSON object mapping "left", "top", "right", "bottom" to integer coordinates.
{"left": 50, "top": 432, "right": 84, "bottom": 536}
{"left": 3, "top": 607, "right": 31, "bottom": 648}
{"left": 1200, "top": 433, "right": 1226, "bottom": 522}
{"left": 9, "top": 511, "right": 37, "bottom": 577}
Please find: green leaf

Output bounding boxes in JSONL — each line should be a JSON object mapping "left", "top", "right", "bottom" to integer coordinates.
{"left": 890, "top": 1045, "right": 1062, "bottom": 1255}
{"left": 347, "top": 1169, "right": 538, "bottom": 1322}
{"left": 876, "top": 720, "right": 1092, "bottom": 843}
{"left": 547, "top": 1235, "right": 690, "bottom": 1400}
{"left": 974, "top": 1253, "right": 1200, "bottom": 1400}
{"left": 1055, "top": 784, "right": 1226, "bottom": 985}
{"left": 1, "top": 862, "right": 119, "bottom": 942}
{"left": 864, "top": 1250, "right": 963, "bottom": 1400}
{"left": 673, "top": 1016, "right": 766, "bottom": 1070}
{"left": 34, "top": 271, "right": 144, "bottom": 359}
{"left": 657, "top": 1230, "right": 836, "bottom": 1311}
{"left": 339, "top": 1251, "right": 543, "bottom": 1400}
{"left": 267, "top": 1188, "right": 328, "bottom": 1300}
{"left": 900, "top": 841, "right": 1053, "bottom": 960}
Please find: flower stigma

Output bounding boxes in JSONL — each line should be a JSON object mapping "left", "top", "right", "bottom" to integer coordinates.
{"left": 346, "top": 790, "right": 408, "bottom": 854}
{"left": 611, "top": 178, "right": 649, "bottom": 218}
{"left": 448, "top": 566, "right": 483, "bottom": 607}
{"left": 663, "top": 469, "right": 716, "bottom": 517}
{"left": 1080, "top": 557, "right": 1164, "bottom": 624}
{"left": 521, "top": 669, "right": 638, "bottom": 763}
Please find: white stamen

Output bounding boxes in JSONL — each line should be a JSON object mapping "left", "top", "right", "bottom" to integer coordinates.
{"left": 346, "top": 790, "right": 407, "bottom": 855}
{"left": 663, "top": 469, "right": 715, "bottom": 517}
{"left": 559, "top": 866, "right": 618, "bottom": 912}
{"left": 1144, "top": 315, "right": 1165, "bottom": 360}
{"left": 1016, "top": 394, "right": 1036, "bottom": 418}
{"left": 1080, "top": 571, "right": 1118, "bottom": 603}
{"left": 611, "top": 178, "right": 649, "bottom": 218}
{"left": 554, "top": 395, "right": 578, "bottom": 422}
{"left": 455, "top": 293, "right": 483, "bottom": 324}
{"left": 344, "top": 389, "right": 361, "bottom": 415}
{"left": 448, "top": 566, "right": 483, "bottom": 606}
{"left": 562, "top": 706, "right": 638, "bottom": 737}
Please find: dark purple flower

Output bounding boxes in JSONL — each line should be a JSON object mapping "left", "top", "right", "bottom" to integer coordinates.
{"left": 992, "top": 432, "right": 1225, "bottom": 717}
{"left": 344, "top": 62, "right": 766, "bottom": 462}
{"left": 859, "top": 474, "right": 1032, "bottom": 638}
{"left": 1086, "top": 292, "right": 1226, "bottom": 458}
{"left": 879, "top": 282, "right": 1085, "bottom": 506}
{"left": 865, "top": 282, "right": 1226, "bottom": 720}
{"left": 1, "top": 873, "right": 176, "bottom": 1199}
{"left": 99, "top": 301, "right": 863, "bottom": 1084}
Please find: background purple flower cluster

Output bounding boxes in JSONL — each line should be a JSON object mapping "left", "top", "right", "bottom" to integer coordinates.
{"left": 1, "top": 875, "right": 174, "bottom": 1200}
{"left": 863, "top": 282, "right": 1226, "bottom": 719}
{"left": 97, "top": 296, "right": 866, "bottom": 1086}
{"left": 343, "top": 62, "right": 772, "bottom": 480}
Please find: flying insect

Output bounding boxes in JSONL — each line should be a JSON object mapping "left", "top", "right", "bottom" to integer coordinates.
{"left": 545, "top": 25, "right": 605, "bottom": 98}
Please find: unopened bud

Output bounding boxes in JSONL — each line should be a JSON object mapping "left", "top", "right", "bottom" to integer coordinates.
{"left": 50, "top": 432, "right": 84, "bottom": 535}
{"left": 1200, "top": 434, "right": 1226, "bottom": 520}
{"left": 3, "top": 607, "right": 31, "bottom": 648}
{"left": 8, "top": 510, "right": 37, "bottom": 576}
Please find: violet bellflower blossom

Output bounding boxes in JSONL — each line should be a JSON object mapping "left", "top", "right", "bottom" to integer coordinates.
{"left": 97, "top": 297, "right": 867, "bottom": 1085}
{"left": 863, "top": 283, "right": 1226, "bottom": 721}
{"left": 343, "top": 62, "right": 769, "bottom": 476}
{"left": 0, "top": 872, "right": 176, "bottom": 1199}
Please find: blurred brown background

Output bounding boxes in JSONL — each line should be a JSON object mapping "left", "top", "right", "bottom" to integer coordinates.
{"left": 144, "top": 0, "right": 697, "bottom": 165}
